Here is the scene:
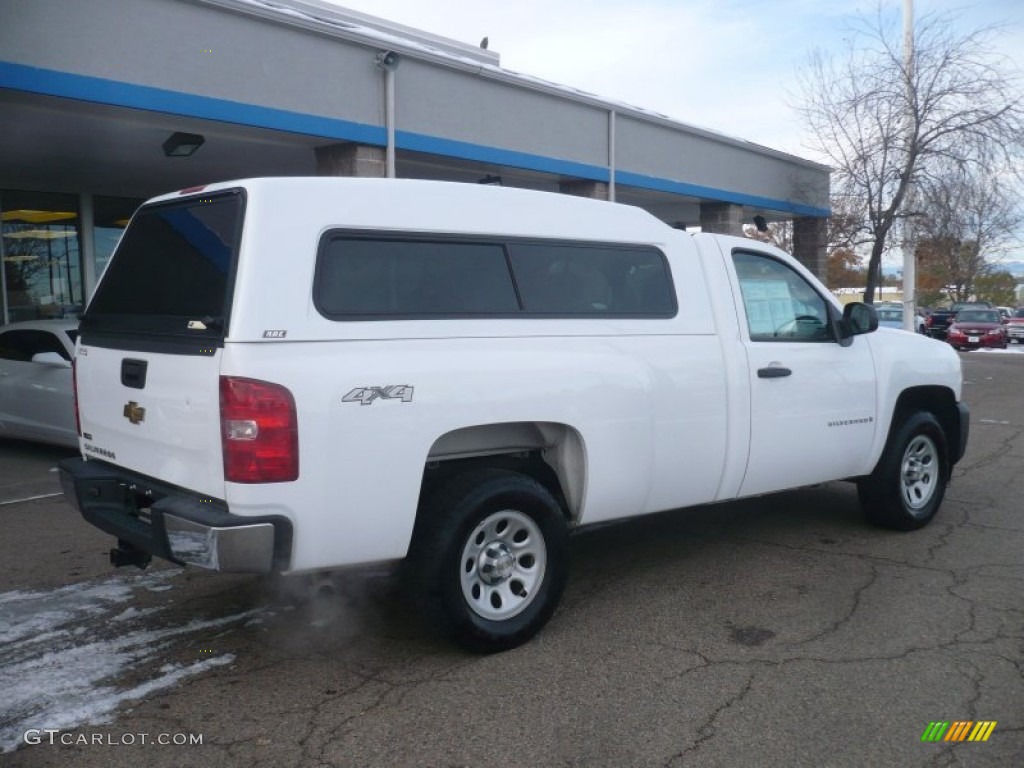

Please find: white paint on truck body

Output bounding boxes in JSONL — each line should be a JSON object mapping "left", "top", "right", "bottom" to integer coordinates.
{"left": 72, "top": 178, "right": 963, "bottom": 574}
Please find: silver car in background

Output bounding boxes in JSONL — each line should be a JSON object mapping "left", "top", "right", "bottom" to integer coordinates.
{"left": 876, "top": 305, "right": 925, "bottom": 333}
{"left": 0, "top": 319, "right": 78, "bottom": 447}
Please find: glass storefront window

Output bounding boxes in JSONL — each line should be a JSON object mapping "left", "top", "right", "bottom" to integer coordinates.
{"left": 93, "top": 196, "right": 142, "bottom": 281}
{"left": 2, "top": 191, "right": 82, "bottom": 323}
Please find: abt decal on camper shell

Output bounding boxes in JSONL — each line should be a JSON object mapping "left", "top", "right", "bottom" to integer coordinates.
{"left": 342, "top": 385, "right": 415, "bottom": 406}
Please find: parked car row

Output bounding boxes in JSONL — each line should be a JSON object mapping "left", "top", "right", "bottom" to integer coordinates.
{"left": 918, "top": 301, "right": 1024, "bottom": 350}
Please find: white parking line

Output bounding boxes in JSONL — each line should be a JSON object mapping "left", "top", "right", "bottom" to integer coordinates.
{"left": 0, "top": 492, "right": 63, "bottom": 507}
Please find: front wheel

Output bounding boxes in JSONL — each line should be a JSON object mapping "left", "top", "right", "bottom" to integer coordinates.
{"left": 405, "top": 469, "right": 568, "bottom": 652}
{"left": 858, "top": 411, "right": 949, "bottom": 531}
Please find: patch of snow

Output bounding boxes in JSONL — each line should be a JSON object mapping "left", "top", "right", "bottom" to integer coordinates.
{"left": 0, "top": 571, "right": 175, "bottom": 645}
{"left": 974, "top": 346, "right": 1024, "bottom": 354}
{"left": 0, "top": 571, "right": 261, "bottom": 754}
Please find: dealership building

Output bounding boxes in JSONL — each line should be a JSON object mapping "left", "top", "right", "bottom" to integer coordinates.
{"left": 0, "top": 0, "right": 831, "bottom": 325}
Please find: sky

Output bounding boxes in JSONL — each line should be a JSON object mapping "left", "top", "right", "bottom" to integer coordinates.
{"left": 324, "top": 0, "right": 1024, "bottom": 162}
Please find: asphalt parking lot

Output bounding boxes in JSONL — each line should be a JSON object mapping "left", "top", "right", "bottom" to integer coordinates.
{"left": 2, "top": 351, "right": 1021, "bottom": 767}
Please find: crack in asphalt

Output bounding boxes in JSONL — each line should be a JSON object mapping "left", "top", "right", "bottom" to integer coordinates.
{"left": 663, "top": 671, "right": 757, "bottom": 766}
{"left": 302, "top": 656, "right": 473, "bottom": 766}
{"left": 787, "top": 562, "right": 880, "bottom": 647}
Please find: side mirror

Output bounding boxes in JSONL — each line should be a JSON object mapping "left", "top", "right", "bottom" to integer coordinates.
{"left": 31, "top": 351, "right": 71, "bottom": 368}
{"left": 838, "top": 302, "right": 878, "bottom": 344}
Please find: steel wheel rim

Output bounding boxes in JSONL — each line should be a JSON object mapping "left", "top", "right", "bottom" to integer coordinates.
{"left": 901, "top": 434, "right": 939, "bottom": 513}
{"left": 460, "top": 509, "right": 546, "bottom": 621}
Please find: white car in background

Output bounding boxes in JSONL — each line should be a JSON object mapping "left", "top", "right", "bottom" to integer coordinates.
{"left": 0, "top": 319, "right": 78, "bottom": 448}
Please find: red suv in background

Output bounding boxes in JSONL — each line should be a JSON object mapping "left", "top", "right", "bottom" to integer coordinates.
{"left": 947, "top": 309, "right": 1008, "bottom": 350}
{"left": 1006, "top": 307, "right": 1024, "bottom": 344}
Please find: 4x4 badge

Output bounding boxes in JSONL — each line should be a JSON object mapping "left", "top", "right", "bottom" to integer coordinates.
{"left": 342, "top": 385, "right": 414, "bottom": 406}
{"left": 123, "top": 401, "right": 146, "bottom": 424}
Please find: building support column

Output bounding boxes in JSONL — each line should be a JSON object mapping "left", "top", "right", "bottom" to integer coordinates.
{"left": 792, "top": 216, "right": 828, "bottom": 280}
{"left": 315, "top": 143, "right": 387, "bottom": 177}
{"left": 384, "top": 65, "right": 396, "bottom": 178}
{"left": 559, "top": 180, "right": 609, "bottom": 201}
{"left": 0, "top": 194, "right": 7, "bottom": 325}
{"left": 80, "top": 192, "right": 97, "bottom": 303}
{"left": 699, "top": 203, "right": 744, "bottom": 236}
{"left": 608, "top": 110, "right": 617, "bottom": 203}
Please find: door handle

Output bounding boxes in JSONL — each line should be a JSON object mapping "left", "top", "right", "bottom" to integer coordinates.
{"left": 121, "top": 358, "right": 148, "bottom": 389}
{"left": 757, "top": 366, "right": 792, "bottom": 379}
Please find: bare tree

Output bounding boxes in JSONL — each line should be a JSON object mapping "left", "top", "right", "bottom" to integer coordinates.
{"left": 743, "top": 220, "right": 792, "bottom": 252}
{"left": 826, "top": 194, "right": 866, "bottom": 254}
{"left": 913, "top": 163, "right": 1022, "bottom": 302}
{"left": 796, "top": 7, "right": 1022, "bottom": 302}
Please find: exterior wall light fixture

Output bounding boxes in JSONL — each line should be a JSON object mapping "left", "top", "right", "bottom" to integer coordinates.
{"left": 162, "top": 132, "right": 205, "bottom": 157}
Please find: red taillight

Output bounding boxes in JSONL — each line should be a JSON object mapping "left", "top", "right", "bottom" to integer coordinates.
{"left": 72, "top": 358, "right": 81, "bottom": 436}
{"left": 925, "top": 315, "right": 934, "bottom": 328}
{"left": 220, "top": 376, "right": 298, "bottom": 483}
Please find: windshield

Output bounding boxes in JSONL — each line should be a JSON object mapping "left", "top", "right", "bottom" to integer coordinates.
{"left": 877, "top": 308, "right": 903, "bottom": 322}
{"left": 956, "top": 310, "right": 999, "bottom": 323}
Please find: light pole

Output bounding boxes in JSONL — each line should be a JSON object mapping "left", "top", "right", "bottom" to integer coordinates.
{"left": 902, "top": 0, "right": 917, "bottom": 332}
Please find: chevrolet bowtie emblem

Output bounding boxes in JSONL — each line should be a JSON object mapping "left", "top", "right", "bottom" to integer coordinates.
{"left": 123, "top": 401, "right": 146, "bottom": 425}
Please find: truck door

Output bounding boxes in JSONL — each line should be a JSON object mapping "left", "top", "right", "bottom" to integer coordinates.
{"left": 728, "top": 248, "right": 876, "bottom": 497}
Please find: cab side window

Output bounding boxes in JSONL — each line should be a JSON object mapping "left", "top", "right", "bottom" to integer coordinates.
{"left": 732, "top": 251, "right": 832, "bottom": 342}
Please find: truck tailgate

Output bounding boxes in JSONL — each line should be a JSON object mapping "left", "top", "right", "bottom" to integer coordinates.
{"left": 76, "top": 344, "right": 224, "bottom": 498}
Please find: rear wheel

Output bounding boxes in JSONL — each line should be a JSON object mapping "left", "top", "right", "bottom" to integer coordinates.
{"left": 405, "top": 469, "right": 568, "bottom": 652}
{"left": 858, "top": 411, "right": 949, "bottom": 531}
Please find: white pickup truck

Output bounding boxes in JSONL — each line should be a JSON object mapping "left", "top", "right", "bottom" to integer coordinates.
{"left": 60, "top": 178, "right": 968, "bottom": 651}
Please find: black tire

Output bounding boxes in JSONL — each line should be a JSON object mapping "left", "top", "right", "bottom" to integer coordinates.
{"left": 404, "top": 469, "right": 568, "bottom": 652}
{"left": 858, "top": 411, "right": 949, "bottom": 531}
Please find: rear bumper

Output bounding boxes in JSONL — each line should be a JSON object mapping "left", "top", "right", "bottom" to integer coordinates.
{"left": 59, "top": 458, "right": 292, "bottom": 573}
{"left": 948, "top": 336, "right": 1005, "bottom": 349}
